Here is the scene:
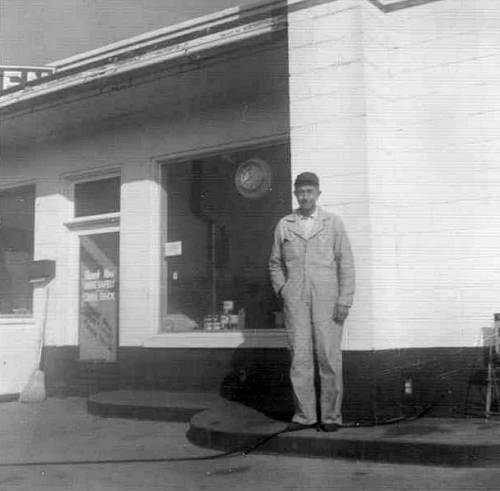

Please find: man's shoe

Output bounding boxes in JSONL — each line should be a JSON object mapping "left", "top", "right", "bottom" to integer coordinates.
{"left": 285, "top": 421, "right": 318, "bottom": 432}
{"left": 320, "top": 423, "right": 342, "bottom": 432}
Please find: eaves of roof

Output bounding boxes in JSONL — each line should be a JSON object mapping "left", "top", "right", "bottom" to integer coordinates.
{"left": 0, "top": 0, "right": 444, "bottom": 115}
{"left": 0, "top": 0, "right": 291, "bottom": 116}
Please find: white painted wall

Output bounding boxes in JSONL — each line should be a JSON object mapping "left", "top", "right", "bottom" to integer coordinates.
{"left": 363, "top": 0, "right": 500, "bottom": 348}
{"left": 0, "top": 318, "right": 38, "bottom": 394}
{"left": 289, "top": 0, "right": 500, "bottom": 350}
{"left": 288, "top": 0, "right": 371, "bottom": 350}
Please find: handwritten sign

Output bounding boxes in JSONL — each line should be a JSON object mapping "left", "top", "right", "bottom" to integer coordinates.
{"left": 79, "top": 233, "right": 119, "bottom": 362}
{"left": 82, "top": 268, "right": 116, "bottom": 302}
{"left": 0, "top": 65, "right": 55, "bottom": 94}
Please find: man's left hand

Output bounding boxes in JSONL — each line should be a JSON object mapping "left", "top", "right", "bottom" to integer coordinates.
{"left": 333, "top": 304, "right": 350, "bottom": 324}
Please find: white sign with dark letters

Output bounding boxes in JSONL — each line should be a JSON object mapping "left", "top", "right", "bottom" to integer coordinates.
{"left": 0, "top": 65, "right": 55, "bottom": 93}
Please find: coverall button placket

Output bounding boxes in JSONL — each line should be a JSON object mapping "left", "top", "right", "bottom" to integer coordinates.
{"left": 302, "top": 240, "right": 309, "bottom": 304}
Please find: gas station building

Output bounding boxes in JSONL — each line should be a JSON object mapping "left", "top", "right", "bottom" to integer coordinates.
{"left": 1, "top": 0, "right": 500, "bottom": 419}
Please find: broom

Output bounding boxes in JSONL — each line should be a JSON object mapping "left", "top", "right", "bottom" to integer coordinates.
{"left": 19, "top": 283, "right": 50, "bottom": 403}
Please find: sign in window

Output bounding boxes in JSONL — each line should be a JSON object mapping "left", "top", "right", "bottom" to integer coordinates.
{"left": 79, "top": 232, "right": 119, "bottom": 362}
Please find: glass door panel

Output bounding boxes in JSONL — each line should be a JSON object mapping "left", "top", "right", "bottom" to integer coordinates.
{"left": 79, "top": 232, "right": 119, "bottom": 361}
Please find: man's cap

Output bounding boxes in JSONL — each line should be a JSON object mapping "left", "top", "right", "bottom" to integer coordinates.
{"left": 294, "top": 172, "right": 319, "bottom": 187}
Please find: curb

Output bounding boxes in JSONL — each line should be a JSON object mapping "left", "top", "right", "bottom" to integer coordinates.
{"left": 187, "top": 408, "right": 500, "bottom": 467}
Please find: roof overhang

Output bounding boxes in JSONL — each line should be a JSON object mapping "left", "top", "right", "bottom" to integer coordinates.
{"left": 0, "top": 0, "right": 447, "bottom": 117}
{"left": 0, "top": 0, "right": 290, "bottom": 118}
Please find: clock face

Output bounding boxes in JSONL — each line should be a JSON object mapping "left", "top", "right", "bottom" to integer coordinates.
{"left": 239, "top": 164, "right": 262, "bottom": 190}
{"left": 235, "top": 159, "right": 271, "bottom": 199}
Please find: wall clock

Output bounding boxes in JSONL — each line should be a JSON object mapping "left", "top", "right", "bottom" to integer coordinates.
{"left": 234, "top": 158, "right": 272, "bottom": 199}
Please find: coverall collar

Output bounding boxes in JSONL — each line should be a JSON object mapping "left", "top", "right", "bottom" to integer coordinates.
{"left": 285, "top": 206, "right": 328, "bottom": 240}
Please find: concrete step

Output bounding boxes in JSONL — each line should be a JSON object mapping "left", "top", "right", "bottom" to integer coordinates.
{"left": 187, "top": 401, "right": 500, "bottom": 467}
{"left": 87, "top": 389, "right": 500, "bottom": 467}
{"left": 88, "top": 389, "right": 224, "bottom": 421}
{"left": 78, "top": 362, "right": 120, "bottom": 397}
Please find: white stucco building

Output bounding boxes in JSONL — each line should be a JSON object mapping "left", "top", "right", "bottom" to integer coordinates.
{"left": 1, "top": 0, "right": 499, "bottom": 419}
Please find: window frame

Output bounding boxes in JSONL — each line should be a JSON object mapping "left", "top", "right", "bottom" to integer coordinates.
{"left": 73, "top": 175, "right": 121, "bottom": 219}
{"left": 63, "top": 166, "right": 121, "bottom": 233}
{"left": 155, "top": 135, "right": 290, "bottom": 343}
{"left": 59, "top": 166, "right": 122, "bottom": 348}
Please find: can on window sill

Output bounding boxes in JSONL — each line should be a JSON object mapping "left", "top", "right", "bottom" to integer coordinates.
{"left": 223, "top": 300, "right": 234, "bottom": 314}
{"left": 203, "top": 315, "right": 214, "bottom": 331}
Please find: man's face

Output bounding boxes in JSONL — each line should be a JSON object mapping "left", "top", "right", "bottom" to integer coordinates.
{"left": 294, "top": 185, "right": 321, "bottom": 211}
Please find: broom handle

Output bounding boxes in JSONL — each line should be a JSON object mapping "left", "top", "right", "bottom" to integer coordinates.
{"left": 37, "top": 284, "right": 50, "bottom": 370}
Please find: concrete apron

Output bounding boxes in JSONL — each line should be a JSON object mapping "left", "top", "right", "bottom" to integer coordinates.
{"left": 88, "top": 390, "right": 500, "bottom": 467}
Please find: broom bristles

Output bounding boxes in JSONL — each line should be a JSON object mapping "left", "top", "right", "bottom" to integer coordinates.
{"left": 19, "top": 369, "right": 46, "bottom": 403}
{"left": 19, "top": 284, "right": 50, "bottom": 404}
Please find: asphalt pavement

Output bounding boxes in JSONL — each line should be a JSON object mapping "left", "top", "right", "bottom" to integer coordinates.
{"left": 0, "top": 397, "right": 499, "bottom": 491}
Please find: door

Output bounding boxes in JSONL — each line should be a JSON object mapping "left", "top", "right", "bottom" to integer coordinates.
{"left": 79, "top": 232, "right": 119, "bottom": 361}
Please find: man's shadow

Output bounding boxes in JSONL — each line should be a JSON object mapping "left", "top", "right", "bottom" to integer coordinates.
{"left": 218, "top": 281, "right": 296, "bottom": 421}
{"left": 218, "top": 281, "right": 375, "bottom": 424}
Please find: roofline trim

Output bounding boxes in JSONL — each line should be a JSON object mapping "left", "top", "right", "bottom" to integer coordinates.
{"left": 0, "top": 15, "right": 286, "bottom": 113}
{"left": 49, "top": 0, "right": 292, "bottom": 72}
{"left": 367, "top": 0, "right": 445, "bottom": 13}
{"left": 0, "top": 0, "right": 447, "bottom": 112}
{"left": 47, "top": 0, "right": 445, "bottom": 71}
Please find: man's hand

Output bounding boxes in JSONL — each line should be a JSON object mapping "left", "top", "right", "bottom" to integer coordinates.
{"left": 333, "top": 304, "right": 350, "bottom": 324}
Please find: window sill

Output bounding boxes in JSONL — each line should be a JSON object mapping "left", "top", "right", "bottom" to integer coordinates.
{"left": 64, "top": 212, "right": 120, "bottom": 230}
{"left": 0, "top": 316, "right": 36, "bottom": 325}
{"left": 143, "top": 329, "right": 288, "bottom": 349}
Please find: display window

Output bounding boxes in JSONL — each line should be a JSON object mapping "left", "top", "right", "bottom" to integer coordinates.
{"left": 162, "top": 141, "right": 291, "bottom": 331}
{"left": 0, "top": 185, "right": 35, "bottom": 316}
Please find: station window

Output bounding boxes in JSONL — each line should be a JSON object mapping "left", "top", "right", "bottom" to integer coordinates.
{"left": 74, "top": 176, "right": 120, "bottom": 217}
{"left": 162, "top": 142, "right": 291, "bottom": 330}
{"left": 0, "top": 185, "right": 35, "bottom": 315}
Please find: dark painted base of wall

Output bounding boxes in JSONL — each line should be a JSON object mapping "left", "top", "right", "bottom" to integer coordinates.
{"left": 42, "top": 345, "right": 492, "bottom": 422}
{"left": 0, "top": 393, "right": 20, "bottom": 403}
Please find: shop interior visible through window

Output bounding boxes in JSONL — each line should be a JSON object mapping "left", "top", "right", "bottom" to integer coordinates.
{"left": 162, "top": 142, "right": 291, "bottom": 331}
{"left": 0, "top": 185, "right": 35, "bottom": 316}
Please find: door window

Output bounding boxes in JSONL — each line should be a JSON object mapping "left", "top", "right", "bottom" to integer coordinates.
{"left": 79, "top": 232, "right": 119, "bottom": 361}
{"left": 74, "top": 176, "right": 120, "bottom": 217}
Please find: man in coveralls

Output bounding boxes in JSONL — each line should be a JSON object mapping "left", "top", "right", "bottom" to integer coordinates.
{"left": 269, "top": 172, "right": 355, "bottom": 432}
